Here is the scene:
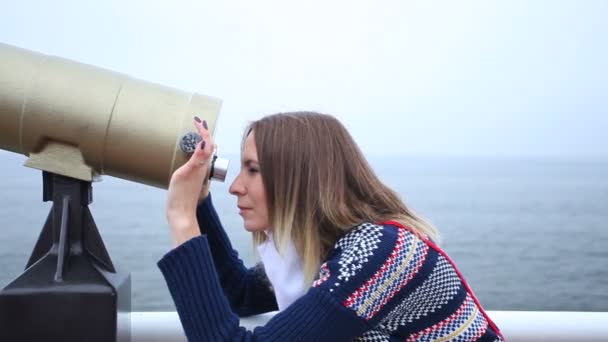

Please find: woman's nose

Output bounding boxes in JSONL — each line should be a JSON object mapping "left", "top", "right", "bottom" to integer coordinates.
{"left": 229, "top": 174, "right": 245, "bottom": 196}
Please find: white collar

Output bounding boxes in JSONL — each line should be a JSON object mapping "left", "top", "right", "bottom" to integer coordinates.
{"left": 257, "top": 231, "right": 307, "bottom": 310}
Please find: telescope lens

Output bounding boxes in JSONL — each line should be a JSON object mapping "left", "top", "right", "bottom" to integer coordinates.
{"left": 209, "top": 156, "right": 229, "bottom": 182}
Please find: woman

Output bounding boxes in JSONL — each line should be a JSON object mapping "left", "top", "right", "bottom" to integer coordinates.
{"left": 159, "top": 112, "right": 504, "bottom": 341}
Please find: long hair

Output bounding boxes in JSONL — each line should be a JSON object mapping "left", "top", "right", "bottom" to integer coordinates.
{"left": 246, "top": 112, "right": 438, "bottom": 286}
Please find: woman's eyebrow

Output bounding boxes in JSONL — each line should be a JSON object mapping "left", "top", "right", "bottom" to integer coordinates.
{"left": 243, "top": 159, "right": 259, "bottom": 166}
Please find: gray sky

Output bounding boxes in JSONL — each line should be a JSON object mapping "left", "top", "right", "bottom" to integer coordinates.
{"left": 1, "top": 0, "right": 606, "bottom": 158}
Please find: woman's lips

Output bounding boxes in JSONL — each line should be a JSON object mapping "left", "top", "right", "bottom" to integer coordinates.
{"left": 238, "top": 206, "right": 252, "bottom": 214}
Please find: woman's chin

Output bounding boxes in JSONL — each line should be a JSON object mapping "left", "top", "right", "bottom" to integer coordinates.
{"left": 242, "top": 222, "right": 257, "bottom": 232}
{"left": 243, "top": 222, "right": 268, "bottom": 233}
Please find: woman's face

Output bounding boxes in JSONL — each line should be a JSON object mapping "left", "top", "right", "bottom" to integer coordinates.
{"left": 229, "top": 131, "right": 270, "bottom": 232}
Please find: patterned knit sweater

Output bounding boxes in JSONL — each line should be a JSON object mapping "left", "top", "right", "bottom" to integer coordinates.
{"left": 158, "top": 194, "right": 504, "bottom": 341}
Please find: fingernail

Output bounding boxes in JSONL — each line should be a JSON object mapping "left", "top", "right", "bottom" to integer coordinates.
{"left": 200, "top": 140, "right": 206, "bottom": 150}
{"left": 194, "top": 116, "right": 202, "bottom": 123}
{"left": 203, "top": 120, "right": 208, "bottom": 130}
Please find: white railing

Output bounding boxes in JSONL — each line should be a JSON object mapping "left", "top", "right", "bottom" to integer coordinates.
{"left": 131, "top": 310, "right": 608, "bottom": 341}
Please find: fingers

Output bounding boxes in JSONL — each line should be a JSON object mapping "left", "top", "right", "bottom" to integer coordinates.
{"left": 194, "top": 116, "right": 212, "bottom": 144}
{"left": 189, "top": 116, "right": 214, "bottom": 168}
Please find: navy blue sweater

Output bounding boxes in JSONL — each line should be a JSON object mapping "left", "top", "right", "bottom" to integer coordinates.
{"left": 158, "top": 194, "right": 504, "bottom": 341}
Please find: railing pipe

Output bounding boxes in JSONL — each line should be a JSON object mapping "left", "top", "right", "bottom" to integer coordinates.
{"left": 131, "top": 310, "right": 608, "bottom": 342}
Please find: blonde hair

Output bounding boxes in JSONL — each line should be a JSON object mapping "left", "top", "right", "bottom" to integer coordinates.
{"left": 246, "top": 112, "right": 438, "bottom": 286}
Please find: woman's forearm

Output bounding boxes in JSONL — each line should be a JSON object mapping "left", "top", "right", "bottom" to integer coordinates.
{"left": 168, "top": 215, "right": 201, "bottom": 248}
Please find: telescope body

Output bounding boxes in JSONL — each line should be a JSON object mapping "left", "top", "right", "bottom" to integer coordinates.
{"left": 0, "top": 43, "right": 222, "bottom": 188}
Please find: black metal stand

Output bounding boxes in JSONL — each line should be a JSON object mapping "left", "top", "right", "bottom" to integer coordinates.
{"left": 0, "top": 171, "right": 131, "bottom": 342}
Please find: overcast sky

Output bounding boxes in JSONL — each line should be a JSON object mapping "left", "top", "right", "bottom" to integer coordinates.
{"left": 1, "top": 0, "right": 606, "bottom": 158}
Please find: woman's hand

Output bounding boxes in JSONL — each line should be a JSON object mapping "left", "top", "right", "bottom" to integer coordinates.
{"left": 166, "top": 116, "right": 215, "bottom": 247}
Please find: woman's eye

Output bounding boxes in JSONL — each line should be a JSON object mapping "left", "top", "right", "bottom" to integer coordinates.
{"left": 248, "top": 168, "right": 259, "bottom": 174}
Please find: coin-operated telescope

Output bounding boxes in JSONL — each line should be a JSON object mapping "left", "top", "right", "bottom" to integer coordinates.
{"left": 0, "top": 42, "right": 227, "bottom": 341}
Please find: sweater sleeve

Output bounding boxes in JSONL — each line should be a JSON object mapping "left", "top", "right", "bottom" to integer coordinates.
{"left": 195, "top": 193, "right": 278, "bottom": 316}
{"left": 158, "top": 235, "right": 372, "bottom": 341}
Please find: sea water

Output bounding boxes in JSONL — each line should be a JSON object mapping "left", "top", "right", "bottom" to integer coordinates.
{"left": 1, "top": 151, "right": 606, "bottom": 311}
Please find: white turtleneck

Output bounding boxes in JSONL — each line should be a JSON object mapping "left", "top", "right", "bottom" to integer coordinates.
{"left": 256, "top": 231, "right": 307, "bottom": 310}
